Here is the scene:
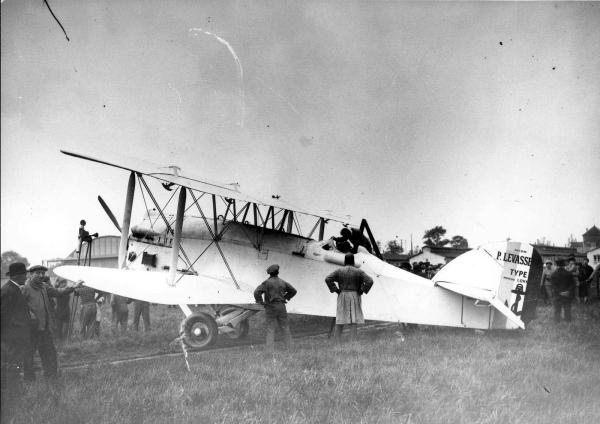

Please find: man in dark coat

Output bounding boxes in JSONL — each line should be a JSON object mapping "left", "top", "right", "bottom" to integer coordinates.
{"left": 132, "top": 300, "right": 150, "bottom": 332}
{"left": 111, "top": 294, "right": 129, "bottom": 335}
{"left": 550, "top": 258, "right": 577, "bottom": 323}
{"left": 1, "top": 262, "right": 31, "bottom": 414}
{"left": 578, "top": 258, "right": 593, "bottom": 303}
{"left": 325, "top": 253, "right": 374, "bottom": 340}
{"left": 21, "top": 265, "right": 76, "bottom": 380}
{"left": 254, "top": 264, "right": 297, "bottom": 352}
{"left": 539, "top": 261, "right": 554, "bottom": 305}
{"left": 54, "top": 278, "right": 71, "bottom": 340}
{"left": 587, "top": 263, "right": 600, "bottom": 299}
{"left": 74, "top": 285, "right": 99, "bottom": 339}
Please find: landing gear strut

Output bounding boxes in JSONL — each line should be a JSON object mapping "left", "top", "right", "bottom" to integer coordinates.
{"left": 217, "top": 307, "right": 251, "bottom": 339}
{"left": 178, "top": 305, "right": 261, "bottom": 348}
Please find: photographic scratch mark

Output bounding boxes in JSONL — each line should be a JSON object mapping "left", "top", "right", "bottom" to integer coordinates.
{"left": 168, "top": 83, "right": 183, "bottom": 103}
{"left": 189, "top": 28, "right": 245, "bottom": 127}
{"left": 255, "top": 77, "right": 300, "bottom": 116}
{"left": 43, "top": 0, "right": 70, "bottom": 42}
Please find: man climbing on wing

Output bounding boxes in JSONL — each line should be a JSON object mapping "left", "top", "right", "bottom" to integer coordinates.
{"left": 333, "top": 227, "right": 373, "bottom": 254}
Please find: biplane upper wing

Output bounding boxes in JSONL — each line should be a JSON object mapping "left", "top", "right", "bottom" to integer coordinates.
{"left": 60, "top": 149, "right": 352, "bottom": 224}
{"left": 54, "top": 265, "right": 254, "bottom": 305}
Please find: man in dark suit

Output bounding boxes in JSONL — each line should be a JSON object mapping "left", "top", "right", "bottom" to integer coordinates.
{"left": 21, "top": 265, "right": 76, "bottom": 380}
{"left": 1, "top": 262, "right": 31, "bottom": 420}
{"left": 550, "top": 258, "right": 577, "bottom": 323}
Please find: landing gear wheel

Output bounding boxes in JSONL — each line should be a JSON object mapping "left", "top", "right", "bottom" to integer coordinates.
{"left": 180, "top": 312, "right": 218, "bottom": 349}
{"left": 220, "top": 307, "right": 250, "bottom": 339}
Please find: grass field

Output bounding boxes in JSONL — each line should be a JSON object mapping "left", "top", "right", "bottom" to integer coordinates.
{"left": 2, "top": 301, "right": 599, "bottom": 424}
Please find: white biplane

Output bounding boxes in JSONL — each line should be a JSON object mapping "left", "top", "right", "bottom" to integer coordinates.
{"left": 54, "top": 150, "right": 542, "bottom": 348}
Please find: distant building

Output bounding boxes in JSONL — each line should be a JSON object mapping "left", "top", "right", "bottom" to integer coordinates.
{"left": 532, "top": 244, "right": 586, "bottom": 264}
{"left": 534, "top": 225, "right": 600, "bottom": 264}
{"left": 583, "top": 225, "right": 600, "bottom": 251}
{"left": 569, "top": 241, "right": 584, "bottom": 253}
{"left": 587, "top": 247, "right": 600, "bottom": 267}
{"left": 45, "top": 235, "right": 119, "bottom": 278}
{"left": 382, "top": 251, "right": 410, "bottom": 268}
{"left": 409, "top": 246, "right": 471, "bottom": 267}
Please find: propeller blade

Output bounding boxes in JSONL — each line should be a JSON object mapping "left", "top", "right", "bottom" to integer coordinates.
{"left": 98, "top": 196, "right": 122, "bottom": 233}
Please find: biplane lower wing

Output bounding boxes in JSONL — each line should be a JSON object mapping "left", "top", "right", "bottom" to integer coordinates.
{"left": 54, "top": 265, "right": 254, "bottom": 305}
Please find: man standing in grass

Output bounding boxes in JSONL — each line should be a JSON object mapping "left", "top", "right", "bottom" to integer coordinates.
{"left": 111, "top": 294, "right": 130, "bottom": 335}
{"left": 132, "top": 300, "right": 151, "bottom": 332}
{"left": 1, "top": 262, "right": 30, "bottom": 411}
{"left": 254, "top": 264, "right": 297, "bottom": 352}
{"left": 539, "top": 261, "right": 554, "bottom": 305}
{"left": 325, "top": 253, "right": 374, "bottom": 340}
{"left": 54, "top": 278, "right": 71, "bottom": 340}
{"left": 550, "top": 258, "right": 576, "bottom": 323}
{"left": 578, "top": 258, "right": 593, "bottom": 303}
{"left": 75, "top": 285, "right": 98, "bottom": 339}
{"left": 21, "top": 265, "right": 77, "bottom": 380}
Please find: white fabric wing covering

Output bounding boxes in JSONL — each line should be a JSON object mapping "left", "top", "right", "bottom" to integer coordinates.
{"left": 432, "top": 248, "right": 502, "bottom": 292}
{"left": 53, "top": 266, "right": 254, "bottom": 305}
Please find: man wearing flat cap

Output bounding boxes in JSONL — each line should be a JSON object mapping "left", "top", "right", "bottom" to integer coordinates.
{"left": 1, "top": 262, "right": 31, "bottom": 412}
{"left": 21, "top": 265, "right": 77, "bottom": 380}
{"left": 253, "top": 264, "right": 297, "bottom": 352}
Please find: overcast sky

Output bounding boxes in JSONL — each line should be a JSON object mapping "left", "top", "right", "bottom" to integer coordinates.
{"left": 2, "top": 0, "right": 599, "bottom": 265}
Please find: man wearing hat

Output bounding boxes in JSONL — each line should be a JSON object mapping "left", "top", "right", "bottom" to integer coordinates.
{"left": 325, "top": 253, "right": 374, "bottom": 340}
{"left": 21, "top": 265, "right": 77, "bottom": 380}
{"left": 550, "top": 258, "right": 577, "bottom": 323}
{"left": 253, "top": 264, "right": 297, "bottom": 352}
{"left": 1, "top": 262, "right": 31, "bottom": 407}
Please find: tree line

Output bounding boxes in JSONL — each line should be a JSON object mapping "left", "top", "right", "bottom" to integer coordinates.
{"left": 381, "top": 226, "right": 468, "bottom": 255}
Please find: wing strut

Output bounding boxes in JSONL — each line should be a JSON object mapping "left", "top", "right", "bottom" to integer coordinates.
{"left": 168, "top": 187, "right": 186, "bottom": 286}
{"left": 137, "top": 174, "right": 195, "bottom": 271}
{"left": 188, "top": 189, "right": 241, "bottom": 290}
{"left": 118, "top": 172, "right": 135, "bottom": 269}
{"left": 359, "top": 219, "right": 383, "bottom": 259}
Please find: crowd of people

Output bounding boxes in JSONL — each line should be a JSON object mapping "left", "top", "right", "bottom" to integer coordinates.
{"left": 540, "top": 257, "right": 599, "bottom": 322}
{"left": 1, "top": 263, "right": 152, "bottom": 387}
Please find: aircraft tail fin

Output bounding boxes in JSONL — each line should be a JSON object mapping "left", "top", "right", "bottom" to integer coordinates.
{"left": 432, "top": 241, "right": 542, "bottom": 329}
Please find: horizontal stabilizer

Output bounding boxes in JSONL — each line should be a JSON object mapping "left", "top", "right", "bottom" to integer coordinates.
{"left": 435, "top": 281, "right": 493, "bottom": 302}
{"left": 436, "top": 281, "right": 525, "bottom": 329}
